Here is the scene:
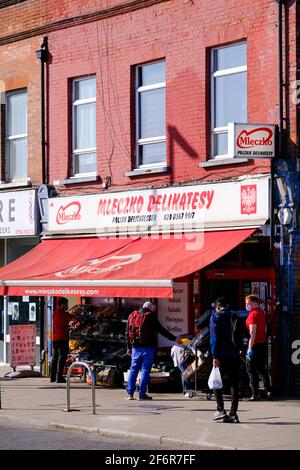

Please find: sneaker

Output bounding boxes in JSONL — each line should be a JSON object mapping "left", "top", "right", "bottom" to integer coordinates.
{"left": 212, "top": 410, "right": 227, "bottom": 421}
{"left": 223, "top": 413, "right": 240, "bottom": 423}
{"left": 243, "top": 395, "right": 260, "bottom": 402}
{"left": 56, "top": 377, "right": 66, "bottom": 383}
{"left": 138, "top": 394, "right": 152, "bottom": 401}
{"left": 266, "top": 392, "right": 273, "bottom": 401}
{"left": 126, "top": 395, "right": 135, "bottom": 400}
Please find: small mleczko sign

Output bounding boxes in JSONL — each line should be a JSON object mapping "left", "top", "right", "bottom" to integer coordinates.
{"left": 228, "top": 123, "right": 275, "bottom": 158}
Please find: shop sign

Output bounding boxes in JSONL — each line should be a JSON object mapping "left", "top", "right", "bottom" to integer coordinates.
{"left": 228, "top": 123, "right": 275, "bottom": 158}
{"left": 10, "top": 324, "right": 36, "bottom": 368}
{"left": 158, "top": 282, "right": 188, "bottom": 347}
{"left": 48, "top": 176, "right": 270, "bottom": 234}
{"left": 0, "top": 190, "right": 37, "bottom": 237}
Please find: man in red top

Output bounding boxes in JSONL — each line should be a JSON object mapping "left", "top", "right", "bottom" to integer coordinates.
{"left": 50, "top": 297, "right": 74, "bottom": 383}
{"left": 245, "top": 295, "right": 272, "bottom": 400}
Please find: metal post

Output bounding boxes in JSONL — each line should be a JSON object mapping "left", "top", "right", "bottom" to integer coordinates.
{"left": 47, "top": 297, "right": 53, "bottom": 377}
{"left": 65, "top": 361, "right": 96, "bottom": 415}
{"left": 0, "top": 383, "right": 2, "bottom": 409}
{"left": 194, "top": 345, "right": 198, "bottom": 395}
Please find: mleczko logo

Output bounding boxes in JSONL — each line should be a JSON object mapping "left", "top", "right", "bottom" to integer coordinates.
{"left": 241, "top": 185, "right": 257, "bottom": 215}
{"left": 237, "top": 127, "right": 273, "bottom": 149}
{"left": 55, "top": 254, "right": 142, "bottom": 277}
{"left": 56, "top": 202, "right": 81, "bottom": 225}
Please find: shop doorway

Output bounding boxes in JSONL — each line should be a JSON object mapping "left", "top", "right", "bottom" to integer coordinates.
{"left": 203, "top": 267, "right": 276, "bottom": 389}
{"left": 204, "top": 280, "right": 240, "bottom": 310}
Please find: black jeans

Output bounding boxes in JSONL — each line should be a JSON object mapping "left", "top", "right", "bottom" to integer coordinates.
{"left": 246, "top": 342, "right": 271, "bottom": 396}
{"left": 50, "top": 340, "right": 69, "bottom": 381}
{"left": 213, "top": 357, "right": 240, "bottom": 414}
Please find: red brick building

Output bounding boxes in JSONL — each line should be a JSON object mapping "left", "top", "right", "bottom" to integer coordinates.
{"left": 0, "top": 0, "right": 46, "bottom": 364}
{"left": 0, "top": 0, "right": 299, "bottom": 394}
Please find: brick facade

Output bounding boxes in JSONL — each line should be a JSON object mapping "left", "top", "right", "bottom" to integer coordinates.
{"left": 46, "top": 0, "right": 279, "bottom": 194}
{"left": 0, "top": 36, "right": 43, "bottom": 186}
{"left": 1, "top": 1, "right": 296, "bottom": 193}
{"left": 0, "top": 0, "right": 299, "bottom": 393}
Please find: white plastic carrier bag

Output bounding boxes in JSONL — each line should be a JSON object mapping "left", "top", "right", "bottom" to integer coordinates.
{"left": 208, "top": 366, "right": 223, "bottom": 389}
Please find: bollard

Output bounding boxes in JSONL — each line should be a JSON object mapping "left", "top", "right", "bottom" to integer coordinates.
{"left": 64, "top": 361, "right": 96, "bottom": 415}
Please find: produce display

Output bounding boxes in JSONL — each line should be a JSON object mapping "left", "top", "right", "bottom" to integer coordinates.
{"left": 65, "top": 302, "right": 181, "bottom": 390}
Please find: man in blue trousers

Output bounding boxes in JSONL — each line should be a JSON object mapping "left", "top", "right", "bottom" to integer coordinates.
{"left": 126, "top": 301, "right": 183, "bottom": 400}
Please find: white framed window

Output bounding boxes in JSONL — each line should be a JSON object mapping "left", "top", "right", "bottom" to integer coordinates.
{"left": 72, "top": 76, "right": 96, "bottom": 176}
{"left": 211, "top": 42, "right": 247, "bottom": 159}
{"left": 6, "top": 90, "right": 28, "bottom": 181}
{"left": 136, "top": 60, "right": 166, "bottom": 168}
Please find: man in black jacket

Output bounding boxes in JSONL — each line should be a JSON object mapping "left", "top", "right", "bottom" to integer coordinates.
{"left": 126, "top": 301, "right": 183, "bottom": 400}
{"left": 210, "top": 297, "right": 240, "bottom": 423}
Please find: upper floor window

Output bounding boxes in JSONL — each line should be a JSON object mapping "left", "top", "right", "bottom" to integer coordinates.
{"left": 6, "top": 90, "right": 27, "bottom": 181}
{"left": 211, "top": 42, "right": 247, "bottom": 159}
{"left": 136, "top": 60, "right": 166, "bottom": 168}
{"left": 72, "top": 76, "right": 96, "bottom": 176}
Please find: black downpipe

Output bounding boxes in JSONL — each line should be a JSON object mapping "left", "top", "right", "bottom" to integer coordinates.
{"left": 36, "top": 37, "right": 48, "bottom": 185}
{"left": 35, "top": 37, "right": 48, "bottom": 365}
{"left": 278, "top": 0, "right": 284, "bottom": 157}
{"left": 271, "top": 0, "right": 284, "bottom": 251}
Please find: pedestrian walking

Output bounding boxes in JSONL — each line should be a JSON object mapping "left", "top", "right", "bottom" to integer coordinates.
{"left": 244, "top": 295, "right": 272, "bottom": 400}
{"left": 210, "top": 296, "right": 240, "bottom": 423}
{"left": 126, "top": 301, "right": 183, "bottom": 400}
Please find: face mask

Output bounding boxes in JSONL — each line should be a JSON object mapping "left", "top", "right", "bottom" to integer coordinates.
{"left": 246, "top": 304, "right": 252, "bottom": 312}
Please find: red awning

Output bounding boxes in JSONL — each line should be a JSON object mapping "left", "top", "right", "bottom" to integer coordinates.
{"left": 0, "top": 229, "right": 254, "bottom": 298}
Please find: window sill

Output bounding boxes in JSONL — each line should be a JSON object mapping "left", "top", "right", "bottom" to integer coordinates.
{"left": 54, "top": 175, "right": 101, "bottom": 185}
{"left": 0, "top": 179, "right": 32, "bottom": 190}
{"left": 200, "top": 158, "right": 249, "bottom": 168}
{"left": 125, "top": 166, "right": 169, "bottom": 177}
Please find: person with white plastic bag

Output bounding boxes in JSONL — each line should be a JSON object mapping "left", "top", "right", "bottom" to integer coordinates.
{"left": 210, "top": 297, "right": 240, "bottom": 423}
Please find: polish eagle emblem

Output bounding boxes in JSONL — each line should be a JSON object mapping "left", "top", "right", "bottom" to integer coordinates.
{"left": 241, "top": 185, "right": 257, "bottom": 214}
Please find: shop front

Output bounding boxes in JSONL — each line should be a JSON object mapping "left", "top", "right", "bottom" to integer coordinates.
{"left": 0, "top": 189, "right": 40, "bottom": 365}
{"left": 0, "top": 175, "right": 274, "bottom": 388}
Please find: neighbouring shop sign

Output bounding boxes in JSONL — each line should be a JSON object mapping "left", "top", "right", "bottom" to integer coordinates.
{"left": 0, "top": 190, "right": 37, "bottom": 237}
{"left": 10, "top": 324, "right": 36, "bottom": 368}
{"left": 48, "top": 176, "right": 270, "bottom": 234}
{"left": 158, "top": 282, "right": 188, "bottom": 347}
{"left": 228, "top": 123, "right": 275, "bottom": 158}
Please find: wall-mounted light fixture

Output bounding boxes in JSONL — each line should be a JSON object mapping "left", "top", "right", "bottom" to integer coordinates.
{"left": 276, "top": 176, "right": 288, "bottom": 200}
{"left": 102, "top": 176, "right": 111, "bottom": 189}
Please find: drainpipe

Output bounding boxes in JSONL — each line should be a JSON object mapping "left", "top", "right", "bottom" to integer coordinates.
{"left": 278, "top": 1, "right": 284, "bottom": 156}
{"left": 272, "top": 1, "right": 284, "bottom": 247}
{"left": 35, "top": 37, "right": 48, "bottom": 185}
{"left": 35, "top": 37, "right": 49, "bottom": 370}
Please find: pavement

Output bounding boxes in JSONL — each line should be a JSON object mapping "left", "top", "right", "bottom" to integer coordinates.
{"left": 0, "top": 365, "right": 300, "bottom": 450}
